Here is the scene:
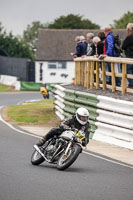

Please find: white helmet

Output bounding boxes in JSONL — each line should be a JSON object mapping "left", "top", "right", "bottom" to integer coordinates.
{"left": 76, "top": 107, "right": 89, "bottom": 125}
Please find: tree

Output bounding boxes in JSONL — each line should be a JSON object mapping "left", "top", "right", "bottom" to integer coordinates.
{"left": 0, "top": 22, "right": 6, "bottom": 35}
{"left": 0, "top": 32, "right": 34, "bottom": 60}
{"left": 111, "top": 11, "right": 133, "bottom": 29}
{"left": 22, "top": 21, "right": 48, "bottom": 48}
{"left": 48, "top": 14, "right": 100, "bottom": 29}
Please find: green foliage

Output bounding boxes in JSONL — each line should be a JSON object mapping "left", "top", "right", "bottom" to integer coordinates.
{"left": 111, "top": 11, "right": 133, "bottom": 29}
{"left": 22, "top": 21, "right": 48, "bottom": 48}
{"left": 0, "top": 31, "right": 34, "bottom": 60}
{"left": 48, "top": 14, "right": 100, "bottom": 29}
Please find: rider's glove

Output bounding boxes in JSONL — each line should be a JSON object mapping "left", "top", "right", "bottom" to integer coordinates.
{"left": 82, "top": 141, "right": 87, "bottom": 147}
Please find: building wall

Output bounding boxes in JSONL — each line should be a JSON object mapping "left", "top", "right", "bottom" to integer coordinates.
{"left": 35, "top": 61, "right": 75, "bottom": 83}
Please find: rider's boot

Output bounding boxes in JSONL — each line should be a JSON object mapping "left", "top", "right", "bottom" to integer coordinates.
{"left": 36, "top": 136, "right": 46, "bottom": 146}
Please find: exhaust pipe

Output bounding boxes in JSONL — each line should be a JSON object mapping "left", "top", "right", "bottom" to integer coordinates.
{"left": 34, "top": 145, "right": 45, "bottom": 159}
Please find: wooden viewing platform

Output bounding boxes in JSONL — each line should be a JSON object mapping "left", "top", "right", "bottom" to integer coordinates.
{"left": 74, "top": 56, "right": 133, "bottom": 94}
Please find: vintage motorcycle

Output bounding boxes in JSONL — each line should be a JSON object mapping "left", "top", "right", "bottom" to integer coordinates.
{"left": 31, "top": 128, "right": 85, "bottom": 170}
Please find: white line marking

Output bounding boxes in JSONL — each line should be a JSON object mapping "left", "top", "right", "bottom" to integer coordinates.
{"left": 0, "top": 106, "right": 41, "bottom": 139}
{"left": 0, "top": 106, "right": 133, "bottom": 169}
{"left": 83, "top": 151, "right": 133, "bottom": 169}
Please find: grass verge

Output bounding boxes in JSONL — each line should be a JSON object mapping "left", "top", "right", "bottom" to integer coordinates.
{"left": 0, "top": 84, "right": 15, "bottom": 92}
{"left": 3, "top": 99, "right": 60, "bottom": 126}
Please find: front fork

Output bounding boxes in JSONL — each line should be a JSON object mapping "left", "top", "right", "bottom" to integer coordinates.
{"left": 64, "top": 140, "right": 84, "bottom": 155}
{"left": 64, "top": 141, "right": 73, "bottom": 156}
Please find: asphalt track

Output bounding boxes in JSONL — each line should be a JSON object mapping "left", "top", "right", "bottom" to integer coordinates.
{"left": 0, "top": 92, "right": 133, "bottom": 200}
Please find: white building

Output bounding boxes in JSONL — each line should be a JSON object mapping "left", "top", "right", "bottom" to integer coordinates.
{"left": 35, "top": 60, "right": 75, "bottom": 84}
{"left": 35, "top": 29, "right": 80, "bottom": 84}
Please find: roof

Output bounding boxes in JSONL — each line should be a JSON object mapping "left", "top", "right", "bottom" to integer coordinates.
{"left": 35, "top": 29, "right": 127, "bottom": 61}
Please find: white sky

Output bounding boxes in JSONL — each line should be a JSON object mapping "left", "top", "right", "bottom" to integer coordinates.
{"left": 0, "top": 0, "right": 133, "bottom": 36}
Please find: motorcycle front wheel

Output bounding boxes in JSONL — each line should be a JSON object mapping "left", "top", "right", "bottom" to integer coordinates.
{"left": 57, "top": 144, "right": 82, "bottom": 170}
{"left": 31, "top": 149, "right": 45, "bottom": 165}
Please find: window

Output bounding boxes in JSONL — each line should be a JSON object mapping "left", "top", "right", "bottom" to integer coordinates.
{"left": 48, "top": 62, "right": 56, "bottom": 69}
{"left": 58, "top": 62, "right": 66, "bottom": 69}
{"left": 48, "top": 62, "right": 66, "bottom": 69}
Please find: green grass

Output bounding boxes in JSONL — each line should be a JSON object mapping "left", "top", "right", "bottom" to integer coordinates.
{"left": 0, "top": 84, "right": 14, "bottom": 92}
{"left": 7, "top": 99, "right": 57, "bottom": 125}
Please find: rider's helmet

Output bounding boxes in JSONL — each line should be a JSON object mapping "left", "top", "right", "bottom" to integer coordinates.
{"left": 76, "top": 107, "right": 89, "bottom": 125}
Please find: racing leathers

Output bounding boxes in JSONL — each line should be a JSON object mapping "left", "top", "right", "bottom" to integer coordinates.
{"left": 37, "top": 115, "right": 90, "bottom": 147}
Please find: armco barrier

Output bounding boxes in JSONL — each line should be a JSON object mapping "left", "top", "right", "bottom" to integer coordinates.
{"left": 53, "top": 85, "right": 65, "bottom": 120}
{"left": 93, "top": 122, "right": 133, "bottom": 150}
{"left": 97, "top": 96, "right": 133, "bottom": 115}
{"left": 96, "top": 109, "right": 133, "bottom": 130}
{"left": 52, "top": 84, "right": 133, "bottom": 150}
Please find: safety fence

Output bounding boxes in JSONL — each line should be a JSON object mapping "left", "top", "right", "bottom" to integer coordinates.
{"left": 53, "top": 84, "right": 133, "bottom": 150}
{"left": 0, "top": 55, "right": 35, "bottom": 82}
{"left": 74, "top": 56, "right": 133, "bottom": 94}
{"left": 0, "top": 75, "right": 53, "bottom": 91}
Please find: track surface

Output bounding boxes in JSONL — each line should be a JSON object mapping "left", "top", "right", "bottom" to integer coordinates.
{"left": 0, "top": 92, "right": 133, "bottom": 200}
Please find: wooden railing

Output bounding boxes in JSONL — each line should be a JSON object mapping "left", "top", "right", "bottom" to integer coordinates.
{"left": 74, "top": 56, "right": 133, "bottom": 94}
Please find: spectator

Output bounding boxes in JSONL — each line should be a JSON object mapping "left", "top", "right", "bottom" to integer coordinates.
{"left": 97, "top": 31, "right": 106, "bottom": 55}
{"left": 70, "top": 36, "right": 80, "bottom": 58}
{"left": 122, "top": 23, "right": 133, "bottom": 88}
{"left": 71, "top": 35, "right": 87, "bottom": 58}
{"left": 86, "top": 32, "right": 94, "bottom": 56}
{"left": 90, "top": 36, "right": 101, "bottom": 56}
{"left": 104, "top": 26, "right": 121, "bottom": 86}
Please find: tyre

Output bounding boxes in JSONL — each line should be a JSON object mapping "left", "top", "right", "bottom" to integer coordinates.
{"left": 31, "top": 149, "right": 45, "bottom": 165}
{"left": 47, "top": 94, "right": 49, "bottom": 99}
{"left": 57, "top": 144, "right": 82, "bottom": 170}
{"left": 43, "top": 94, "right": 46, "bottom": 99}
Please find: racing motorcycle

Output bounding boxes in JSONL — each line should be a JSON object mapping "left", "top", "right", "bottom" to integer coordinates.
{"left": 31, "top": 128, "right": 85, "bottom": 170}
{"left": 40, "top": 86, "right": 49, "bottom": 99}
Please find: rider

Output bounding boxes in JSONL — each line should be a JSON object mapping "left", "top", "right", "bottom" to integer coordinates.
{"left": 36, "top": 107, "right": 90, "bottom": 147}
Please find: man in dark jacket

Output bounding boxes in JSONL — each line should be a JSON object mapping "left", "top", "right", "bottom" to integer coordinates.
{"left": 122, "top": 23, "right": 133, "bottom": 88}
{"left": 36, "top": 107, "right": 90, "bottom": 147}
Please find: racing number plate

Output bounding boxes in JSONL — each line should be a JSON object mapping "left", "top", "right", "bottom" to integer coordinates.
{"left": 76, "top": 132, "right": 85, "bottom": 140}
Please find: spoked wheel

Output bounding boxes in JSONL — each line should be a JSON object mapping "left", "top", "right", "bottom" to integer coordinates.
{"left": 57, "top": 144, "right": 82, "bottom": 170}
{"left": 31, "top": 149, "right": 45, "bottom": 165}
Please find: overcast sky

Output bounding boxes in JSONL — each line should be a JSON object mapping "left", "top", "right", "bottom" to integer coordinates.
{"left": 0, "top": 0, "right": 133, "bottom": 36}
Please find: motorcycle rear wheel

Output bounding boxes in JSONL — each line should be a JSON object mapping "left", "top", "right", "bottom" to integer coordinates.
{"left": 57, "top": 144, "right": 81, "bottom": 170}
{"left": 31, "top": 149, "right": 45, "bottom": 165}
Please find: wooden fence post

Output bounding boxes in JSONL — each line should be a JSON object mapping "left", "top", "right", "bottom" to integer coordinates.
{"left": 96, "top": 61, "right": 99, "bottom": 89}
{"left": 111, "top": 63, "right": 116, "bottom": 92}
{"left": 80, "top": 61, "right": 84, "bottom": 86}
{"left": 102, "top": 62, "right": 106, "bottom": 90}
{"left": 90, "top": 61, "right": 94, "bottom": 89}
{"left": 122, "top": 63, "right": 127, "bottom": 94}
{"left": 75, "top": 61, "right": 80, "bottom": 85}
